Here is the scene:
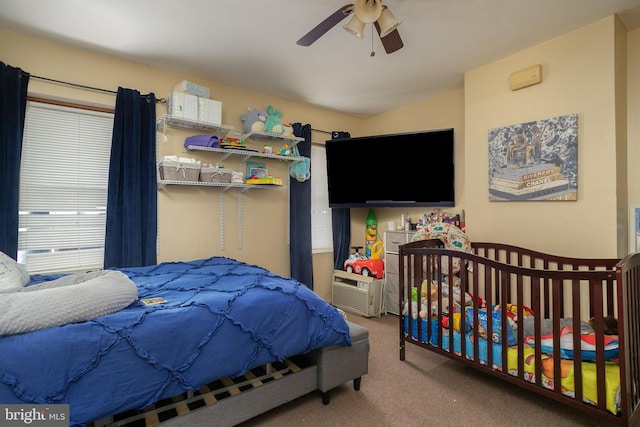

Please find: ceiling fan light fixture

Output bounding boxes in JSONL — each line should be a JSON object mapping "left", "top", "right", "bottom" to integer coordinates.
{"left": 354, "top": 0, "right": 383, "bottom": 24}
{"left": 377, "top": 6, "right": 401, "bottom": 38}
{"left": 343, "top": 15, "right": 366, "bottom": 39}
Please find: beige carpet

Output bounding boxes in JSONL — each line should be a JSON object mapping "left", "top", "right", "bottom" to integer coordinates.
{"left": 236, "top": 312, "right": 615, "bottom": 427}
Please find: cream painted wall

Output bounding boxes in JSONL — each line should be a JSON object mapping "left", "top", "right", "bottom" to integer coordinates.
{"left": 628, "top": 26, "right": 640, "bottom": 253}
{"left": 464, "top": 17, "right": 622, "bottom": 258}
{"left": 351, "top": 89, "right": 466, "bottom": 250}
{"left": 0, "top": 28, "right": 362, "bottom": 288}
{"left": 615, "top": 16, "right": 629, "bottom": 257}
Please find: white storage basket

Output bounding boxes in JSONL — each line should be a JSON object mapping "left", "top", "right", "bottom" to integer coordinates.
{"left": 159, "top": 159, "right": 200, "bottom": 182}
{"left": 200, "top": 164, "right": 232, "bottom": 183}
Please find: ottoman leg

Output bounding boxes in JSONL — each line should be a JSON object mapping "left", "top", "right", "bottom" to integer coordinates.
{"left": 353, "top": 376, "right": 361, "bottom": 391}
{"left": 322, "top": 391, "right": 331, "bottom": 405}
{"left": 310, "top": 321, "right": 369, "bottom": 405}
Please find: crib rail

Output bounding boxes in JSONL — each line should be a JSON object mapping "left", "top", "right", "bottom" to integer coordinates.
{"left": 472, "top": 242, "right": 619, "bottom": 319}
{"left": 399, "top": 241, "right": 631, "bottom": 426}
{"left": 616, "top": 252, "right": 640, "bottom": 426}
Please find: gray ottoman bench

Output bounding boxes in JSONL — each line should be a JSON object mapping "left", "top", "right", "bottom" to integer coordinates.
{"left": 309, "top": 320, "right": 370, "bottom": 404}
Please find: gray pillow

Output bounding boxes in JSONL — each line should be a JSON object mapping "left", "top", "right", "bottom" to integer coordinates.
{"left": 0, "top": 270, "right": 138, "bottom": 336}
{"left": 0, "top": 251, "right": 29, "bottom": 291}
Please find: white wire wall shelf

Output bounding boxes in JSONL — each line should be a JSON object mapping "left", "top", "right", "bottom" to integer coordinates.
{"left": 157, "top": 180, "right": 286, "bottom": 191}
{"left": 242, "top": 130, "right": 304, "bottom": 147}
{"left": 159, "top": 116, "right": 304, "bottom": 148}
{"left": 158, "top": 116, "right": 298, "bottom": 250}
{"left": 160, "top": 115, "right": 234, "bottom": 137}
{"left": 184, "top": 145, "right": 304, "bottom": 163}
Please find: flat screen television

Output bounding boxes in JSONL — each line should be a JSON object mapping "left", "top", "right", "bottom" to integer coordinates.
{"left": 325, "top": 128, "right": 455, "bottom": 208}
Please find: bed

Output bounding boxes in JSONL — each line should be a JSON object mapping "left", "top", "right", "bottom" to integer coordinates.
{"left": 0, "top": 256, "right": 367, "bottom": 427}
{"left": 398, "top": 232, "right": 640, "bottom": 426}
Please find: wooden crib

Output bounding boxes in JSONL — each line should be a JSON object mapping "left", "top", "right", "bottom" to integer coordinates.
{"left": 398, "top": 238, "right": 640, "bottom": 426}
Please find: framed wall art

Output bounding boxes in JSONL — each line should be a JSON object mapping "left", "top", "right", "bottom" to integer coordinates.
{"left": 488, "top": 113, "right": 578, "bottom": 201}
{"left": 631, "top": 206, "right": 640, "bottom": 253}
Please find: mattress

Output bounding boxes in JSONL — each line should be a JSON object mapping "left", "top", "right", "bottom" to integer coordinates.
{"left": 0, "top": 257, "right": 351, "bottom": 426}
{"left": 404, "top": 317, "right": 620, "bottom": 414}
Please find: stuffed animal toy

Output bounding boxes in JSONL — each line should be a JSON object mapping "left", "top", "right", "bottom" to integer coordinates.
{"left": 406, "top": 286, "right": 429, "bottom": 320}
{"left": 240, "top": 108, "right": 268, "bottom": 133}
{"left": 431, "top": 297, "right": 451, "bottom": 316}
{"left": 419, "top": 298, "right": 431, "bottom": 319}
{"left": 264, "top": 105, "right": 284, "bottom": 134}
{"left": 281, "top": 124, "right": 294, "bottom": 137}
{"left": 408, "top": 299, "right": 429, "bottom": 320}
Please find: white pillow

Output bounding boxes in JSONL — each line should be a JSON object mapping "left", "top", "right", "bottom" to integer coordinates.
{"left": 0, "top": 251, "right": 29, "bottom": 291}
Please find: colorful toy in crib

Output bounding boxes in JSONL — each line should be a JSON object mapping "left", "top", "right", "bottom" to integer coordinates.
{"left": 405, "top": 276, "right": 482, "bottom": 320}
{"left": 406, "top": 275, "right": 490, "bottom": 338}
{"left": 408, "top": 283, "right": 458, "bottom": 320}
{"left": 465, "top": 305, "right": 518, "bottom": 345}
{"left": 502, "top": 303, "right": 535, "bottom": 322}
{"left": 407, "top": 287, "right": 430, "bottom": 320}
{"left": 427, "top": 277, "right": 483, "bottom": 313}
{"left": 526, "top": 324, "right": 620, "bottom": 361}
{"left": 411, "top": 222, "right": 472, "bottom": 275}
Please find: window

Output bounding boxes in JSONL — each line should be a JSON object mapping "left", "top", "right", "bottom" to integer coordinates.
{"left": 311, "top": 143, "right": 333, "bottom": 253}
{"left": 18, "top": 101, "right": 114, "bottom": 273}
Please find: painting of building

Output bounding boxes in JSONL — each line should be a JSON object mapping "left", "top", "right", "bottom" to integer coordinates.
{"left": 488, "top": 114, "right": 578, "bottom": 201}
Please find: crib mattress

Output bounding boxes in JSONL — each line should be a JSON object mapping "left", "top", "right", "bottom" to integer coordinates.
{"left": 405, "top": 317, "right": 620, "bottom": 414}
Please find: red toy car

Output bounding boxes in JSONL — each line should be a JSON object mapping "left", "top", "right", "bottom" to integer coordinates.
{"left": 343, "top": 246, "right": 384, "bottom": 279}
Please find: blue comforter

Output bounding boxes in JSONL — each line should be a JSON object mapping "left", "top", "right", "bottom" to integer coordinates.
{"left": 0, "top": 257, "right": 351, "bottom": 426}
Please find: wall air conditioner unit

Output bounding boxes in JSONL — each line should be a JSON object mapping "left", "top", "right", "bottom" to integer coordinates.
{"left": 331, "top": 270, "right": 382, "bottom": 317}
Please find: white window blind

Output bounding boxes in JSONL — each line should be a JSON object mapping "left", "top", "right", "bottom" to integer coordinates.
{"left": 311, "top": 143, "right": 333, "bottom": 253}
{"left": 18, "top": 101, "right": 114, "bottom": 274}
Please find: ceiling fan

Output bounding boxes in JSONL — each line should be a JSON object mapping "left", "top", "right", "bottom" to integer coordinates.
{"left": 296, "top": 0, "right": 404, "bottom": 54}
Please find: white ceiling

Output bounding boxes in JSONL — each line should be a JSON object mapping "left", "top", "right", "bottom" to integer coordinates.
{"left": 1, "top": 0, "right": 639, "bottom": 117}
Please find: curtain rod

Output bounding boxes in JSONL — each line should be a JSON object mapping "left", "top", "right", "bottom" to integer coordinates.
{"left": 30, "top": 74, "right": 167, "bottom": 104}
{"left": 311, "top": 128, "right": 332, "bottom": 135}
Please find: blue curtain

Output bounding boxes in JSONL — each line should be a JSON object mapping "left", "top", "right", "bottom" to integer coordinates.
{"left": 104, "top": 87, "right": 157, "bottom": 268}
{"left": 0, "top": 62, "right": 29, "bottom": 259}
{"left": 290, "top": 123, "right": 313, "bottom": 288}
{"left": 331, "top": 131, "right": 351, "bottom": 270}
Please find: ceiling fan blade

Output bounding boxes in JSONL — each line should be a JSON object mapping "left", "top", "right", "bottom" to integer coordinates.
{"left": 296, "top": 4, "right": 354, "bottom": 46}
{"left": 374, "top": 21, "right": 404, "bottom": 54}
